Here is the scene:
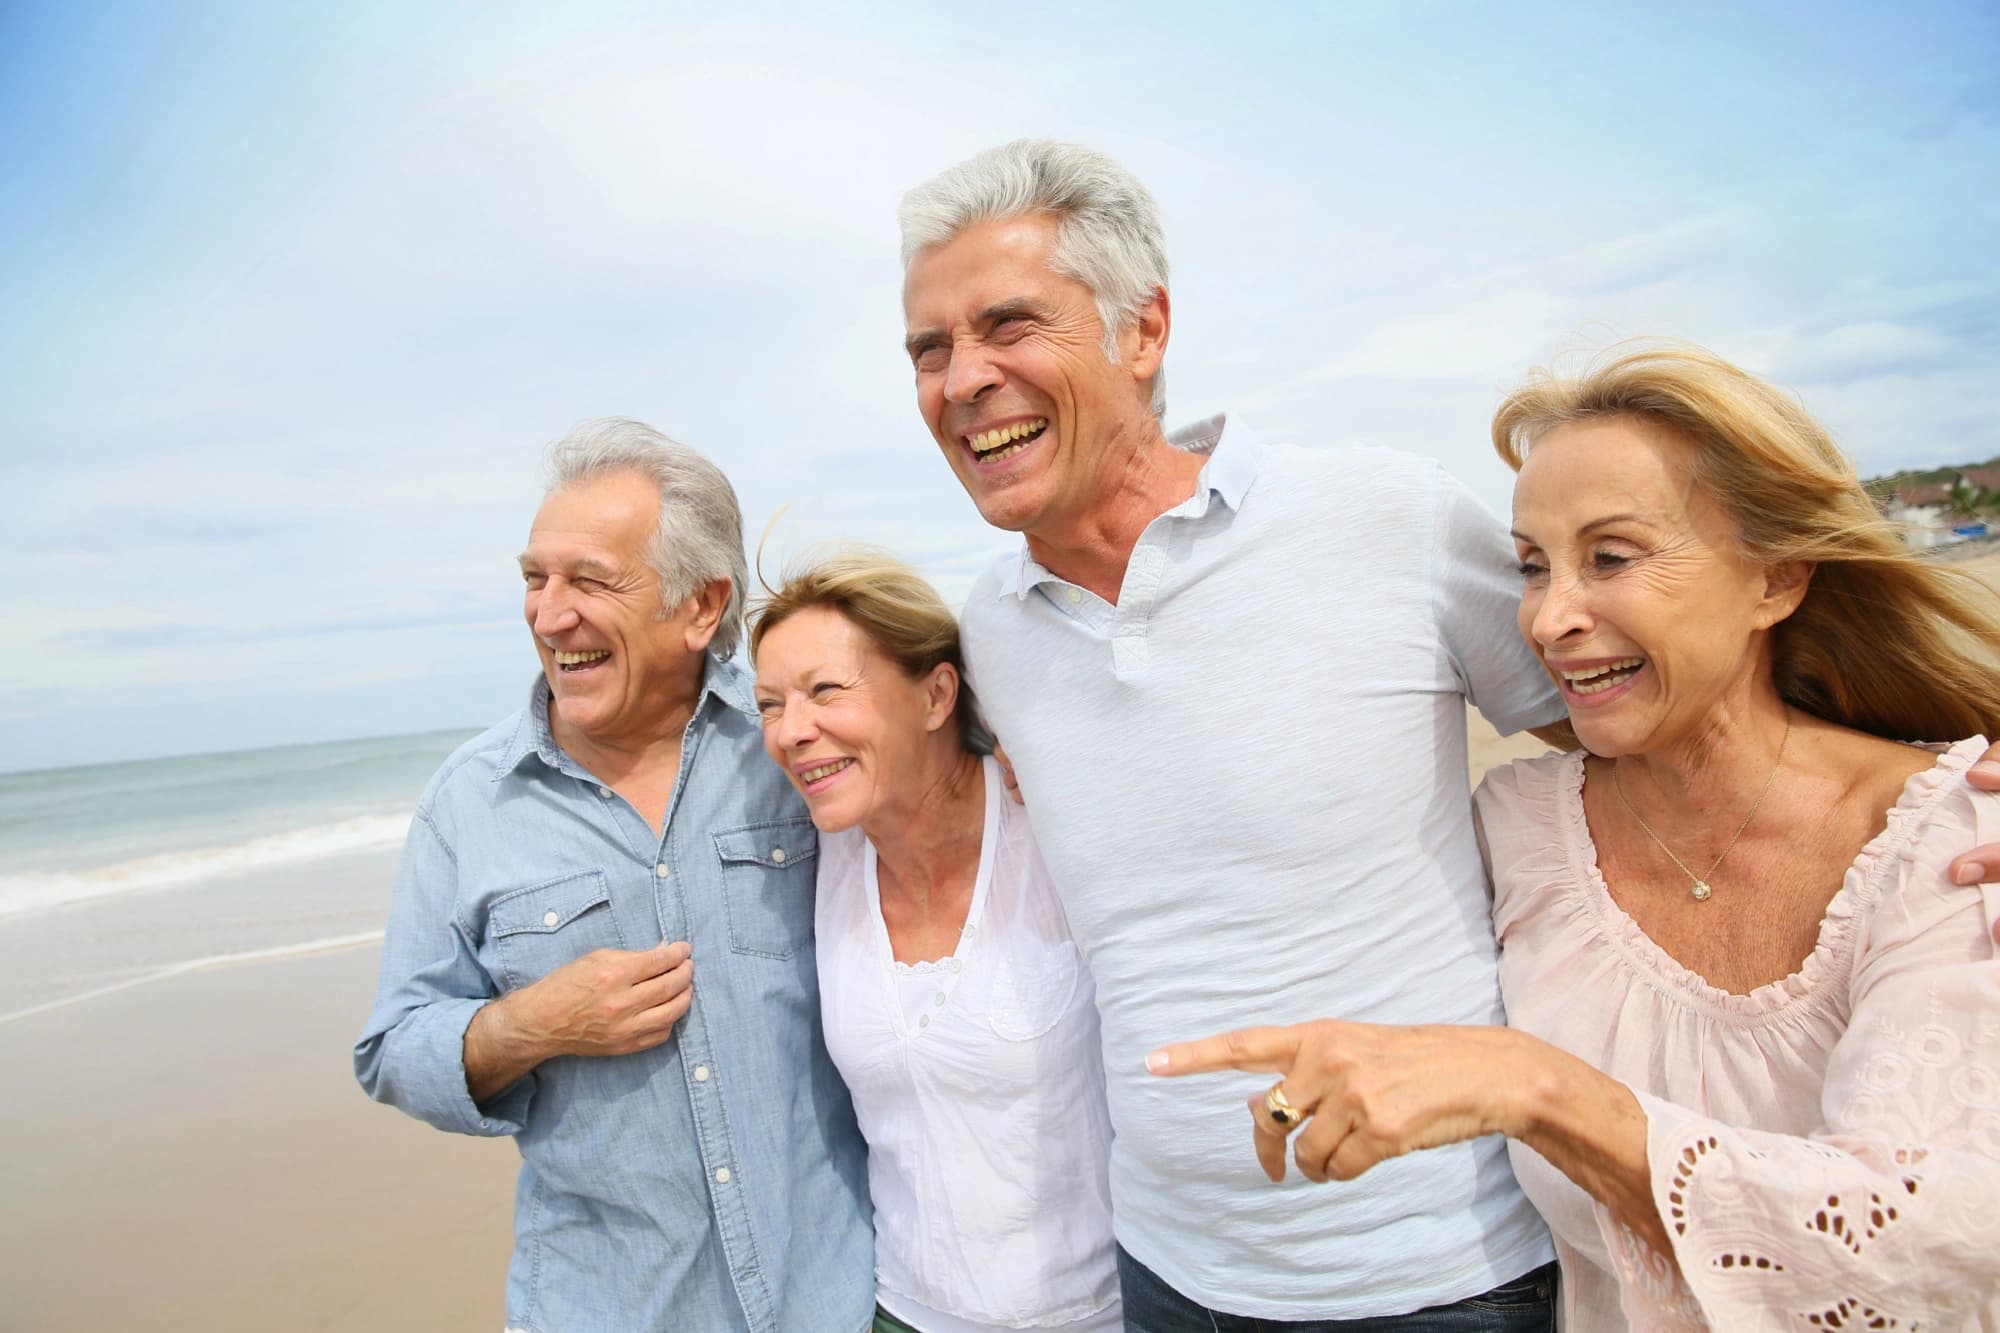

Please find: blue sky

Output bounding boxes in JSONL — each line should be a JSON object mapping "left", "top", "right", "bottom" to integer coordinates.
{"left": 3, "top": 1, "right": 1996, "bottom": 772}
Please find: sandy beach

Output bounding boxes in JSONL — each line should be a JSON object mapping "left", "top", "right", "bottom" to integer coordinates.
{"left": 5, "top": 550, "right": 1994, "bottom": 1332}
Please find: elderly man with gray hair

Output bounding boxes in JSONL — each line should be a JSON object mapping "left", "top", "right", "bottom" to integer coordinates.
{"left": 355, "top": 419, "right": 872, "bottom": 1332}
{"left": 897, "top": 142, "right": 1564, "bottom": 1329}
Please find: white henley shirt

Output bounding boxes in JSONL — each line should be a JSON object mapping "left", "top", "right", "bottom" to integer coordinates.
{"left": 958, "top": 414, "right": 1564, "bottom": 1321}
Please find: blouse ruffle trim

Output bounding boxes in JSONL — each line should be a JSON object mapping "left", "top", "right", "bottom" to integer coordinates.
{"left": 1546, "top": 738, "right": 1984, "bottom": 1025}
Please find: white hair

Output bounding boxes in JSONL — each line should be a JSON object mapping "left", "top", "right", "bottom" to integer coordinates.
{"left": 899, "top": 139, "right": 1169, "bottom": 418}
{"left": 543, "top": 418, "right": 749, "bottom": 659}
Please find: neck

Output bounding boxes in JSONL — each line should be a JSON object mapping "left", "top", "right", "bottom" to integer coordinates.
{"left": 548, "top": 664, "right": 705, "bottom": 784}
{"left": 1025, "top": 417, "right": 1202, "bottom": 602}
{"left": 864, "top": 745, "right": 986, "bottom": 904}
{"left": 1614, "top": 681, "right": 1794, "bottom": 821}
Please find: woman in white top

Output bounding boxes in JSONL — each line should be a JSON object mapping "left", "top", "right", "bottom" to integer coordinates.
{"left": 750, "top": 549, "right": 1120, "bottom": 1333}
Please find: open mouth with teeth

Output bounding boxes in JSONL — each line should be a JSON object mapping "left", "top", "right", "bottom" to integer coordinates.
{"left": 553, "top": 649, "right": 610, "bottom": 674}
{"left": 965, "top": 417, "right": 1048, "bottom": 465}
{"left": 797, "top": 757, "right": 854, "bottom": 793}
{"left": 1559, "top": 657, "right": 1646, "bottom": 697}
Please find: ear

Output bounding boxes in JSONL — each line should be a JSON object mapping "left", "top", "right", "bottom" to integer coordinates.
{"left": 680, "top": 577, "right": 733, "bottom": 653}
{"left": 1118, "top": 285, "right": 1170, "bottom": 389}
{"left": 1753, "top": 560, "right": 1813, "bottom": 629}
{"left": 921, "top": 661, "right": 960, "bottom": 735}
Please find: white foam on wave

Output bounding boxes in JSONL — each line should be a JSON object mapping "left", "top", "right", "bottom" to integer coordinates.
{"left": 0, "top": 930, "right": 387, "bottom": 1026}
{"left": 0, "top": 813, "right": 411, "bottom": 919}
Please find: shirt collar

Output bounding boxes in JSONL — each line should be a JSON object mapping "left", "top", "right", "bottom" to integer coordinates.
{"left": 992, "top": 412, "right": 1263, "bottom": 600}
{"left": 494, "top": 653, "right": 756, "bottom": 781}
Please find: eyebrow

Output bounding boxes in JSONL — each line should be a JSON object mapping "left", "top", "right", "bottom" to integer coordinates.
{"left": 978, "top": 298, "right": 1045, "bottom": 325}
{"left": 1509, "top": 513, "right": 1652, "bottom": 545}
{"left": 902, "top": 299, "right": 1051, "bottom": 358}
{"left": 516, "top": 553, "right": 620, "bottom": 579}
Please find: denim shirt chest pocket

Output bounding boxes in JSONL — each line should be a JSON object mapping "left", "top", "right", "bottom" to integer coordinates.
{"left": 713, "top": 818, "right": 818, "bottom": 959}
{"left": 483, "top": 869, "right": 626, "bottom": 991}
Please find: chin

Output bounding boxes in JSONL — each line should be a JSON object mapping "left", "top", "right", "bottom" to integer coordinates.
{"left": 804, "top": 802, "right": 861, "bottom": 835}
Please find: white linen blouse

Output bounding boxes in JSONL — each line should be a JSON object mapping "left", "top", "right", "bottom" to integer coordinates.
{"left": 816, "top": 756, "right": 1121, "bottom": 1333}
{"left": 1476, "top": 738, "right": 2000, "bottom": 1331}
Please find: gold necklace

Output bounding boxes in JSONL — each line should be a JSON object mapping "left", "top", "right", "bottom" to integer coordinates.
{"left": 1611, "top": 713, "right": 1793, "bottom": 902}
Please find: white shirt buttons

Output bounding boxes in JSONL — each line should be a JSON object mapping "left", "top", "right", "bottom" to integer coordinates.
{"left": 918, "top": 1014, "right": 930, "bottom": 1028}
{"left": 714, "top": 1167, "right": 731, "bottom": 1184}
{"left": 771, "top": 847, "right": 787, "bottom": 864}
{"left": 949, "top": 958, "right": 963, "bottom": 973}
{"left": 933, "top": 992, "right": 946, "bottom": 1007}
{"left": 1067, "top": 586, "right": 1083, "bottom": 604}
{"left": 542, "top": 910, "right": 559, "bottom": 927}
{"left": 597, "top": 785, "right": 611, "bottom": 798}
{"left": 654, "top": 863, "right": 670, "bottom": 879}
{"left": 694, "top": 1065, "right": 710, "bottom": 1082}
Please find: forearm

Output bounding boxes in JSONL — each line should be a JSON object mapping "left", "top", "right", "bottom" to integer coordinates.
{"left": 1506, "top": 1031, "right": 1668, "bottom": 1257}
{"left": 463, "top": 990, "right": 559, "bottom": 1105}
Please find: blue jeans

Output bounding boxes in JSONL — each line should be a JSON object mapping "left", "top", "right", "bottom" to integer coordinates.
{"left": 1117, "top": 1247, "right": 1557, "bottom": 1332}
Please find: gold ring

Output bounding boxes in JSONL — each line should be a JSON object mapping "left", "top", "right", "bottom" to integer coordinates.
{"left": 1264, "top": 1084, "right": 1305, "bottom": 1130}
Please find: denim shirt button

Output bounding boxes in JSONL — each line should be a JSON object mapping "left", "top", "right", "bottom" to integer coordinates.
{"left": 542, "top": 910, "right": 559, "bottom": 927}
{"left": 771, "top": 847, "right": 787, "bottom": 863}
{"left": 654, "top": 863, "right": 670, "bottom": 879}
{"left": 596, "top": 785, "right": 611, "bottom": 798}
{"left": 715, "top": 1167, "right": 731, "bottom": 1184}
{"left": 694, "top": 1065, "right": 710, "bottom": 1082}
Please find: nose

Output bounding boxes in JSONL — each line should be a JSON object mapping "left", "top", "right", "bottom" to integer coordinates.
{"left": 771, "top": 696, "right": 819, "bottom": 752}
{"left": 1529, "top": 569, "right": 1592, "bottom": 647}
{"left": 942, "top": 338, "right": 1001, "bottom": 405}
{"left": 530, "top": 578, "right": 581, "bottom": 638}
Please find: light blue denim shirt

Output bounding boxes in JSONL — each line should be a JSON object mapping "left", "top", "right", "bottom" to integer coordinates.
{"left": 354, "top": 659, "right": 872, "bottom": 1333}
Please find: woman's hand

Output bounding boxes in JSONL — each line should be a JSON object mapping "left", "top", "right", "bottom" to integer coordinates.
{"left": 1146, "top": 1020, "right": 1537, "bottom": 1183}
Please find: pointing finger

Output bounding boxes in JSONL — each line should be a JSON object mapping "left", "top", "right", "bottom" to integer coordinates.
{"left": 1147, "top": 1026, "right": 1304, "bottom": 1077}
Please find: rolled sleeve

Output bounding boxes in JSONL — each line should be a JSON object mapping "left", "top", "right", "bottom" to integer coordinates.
{"left": 353, "top": 809, "right": 531, "bottom": 1136}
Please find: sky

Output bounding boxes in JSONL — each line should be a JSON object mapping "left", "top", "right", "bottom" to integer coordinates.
{"left": 3, "top": 0, "right": 1996, "bottom": 773}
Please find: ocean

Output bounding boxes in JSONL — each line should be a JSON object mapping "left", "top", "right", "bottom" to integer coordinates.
{"left": 0, "top": 728, "right": 481, "bottom": 1024}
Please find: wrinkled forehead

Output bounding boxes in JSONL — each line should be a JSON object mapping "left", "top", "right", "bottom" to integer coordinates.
{"left": 753, "top": 605, "right": 874, "bottom": 681}
{"left": 521, "top": 481, "right": 658, "bottom": 569}
{"left": 1512, "top": 416, "right": 1708, "bottom": 530}
{"left": 901, "top": 213, "right": 1068, "bottom": 325}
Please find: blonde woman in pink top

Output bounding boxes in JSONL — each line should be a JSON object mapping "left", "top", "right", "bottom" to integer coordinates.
{"left": 1151, "top": 344, "right": 2000, "bottom": 1330}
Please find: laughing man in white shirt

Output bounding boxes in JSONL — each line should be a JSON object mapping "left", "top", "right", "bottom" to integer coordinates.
{"left": 895, "top": 140, "right": 1566, "bottom": 1330}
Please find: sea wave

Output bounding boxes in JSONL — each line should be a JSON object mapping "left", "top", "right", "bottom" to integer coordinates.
{"left": 0, "top": 813, "right": 412, "bottom": 918}
{"left": 0, "top": 930, "right": 388, "bottom": 1026}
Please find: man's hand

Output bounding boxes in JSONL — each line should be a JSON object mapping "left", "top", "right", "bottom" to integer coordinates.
{"left": 1949, "top": 745, "right": 2000, "bottom": 951}
{"left": 463, "top": 942, "right": 694, "bottom": 1104}
{"left": 994, "top": 743, "right": 1024, "bottom": 805}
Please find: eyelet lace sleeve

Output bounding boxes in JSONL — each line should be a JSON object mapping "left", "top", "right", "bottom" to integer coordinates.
{"left": 1600, "top": 773, "right": 2000, "bottom": 1331}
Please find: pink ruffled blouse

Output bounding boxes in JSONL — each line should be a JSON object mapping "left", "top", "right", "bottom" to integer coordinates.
{"left": 1474, "top": 738, "right": 2000, "bottom": 1331}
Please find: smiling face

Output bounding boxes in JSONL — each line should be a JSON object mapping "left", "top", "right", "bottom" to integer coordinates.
{"left": 519, "top": 470, "right": 711, "bottom": 750}
{"left": 1510, "top": 417, "right": 1806, "bottom": 758}
{"left": 902, "top": 212, "right": 1165, "bottom": 539}
{"left": 752, "top": 605, "right": 957, "bottom": 834}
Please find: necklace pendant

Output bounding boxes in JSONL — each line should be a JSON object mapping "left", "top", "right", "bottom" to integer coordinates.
{"left": 1690, "top": 880, "right": 1712, "bottom": 902}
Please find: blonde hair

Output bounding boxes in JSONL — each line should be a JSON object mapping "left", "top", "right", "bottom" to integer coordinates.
{"left": 1492, "top": 340, "right": 2000, "bottom": 743}
{"left": 749, "top": 547, "right": 990, "bottom": 751}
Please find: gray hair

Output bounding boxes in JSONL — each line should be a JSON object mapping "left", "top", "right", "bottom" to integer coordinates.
{"left": 899, "top": 139, "right": 1169, "bottom": 418}
{"left": 543, "top": 418, "right": 749, "bottom": 659}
